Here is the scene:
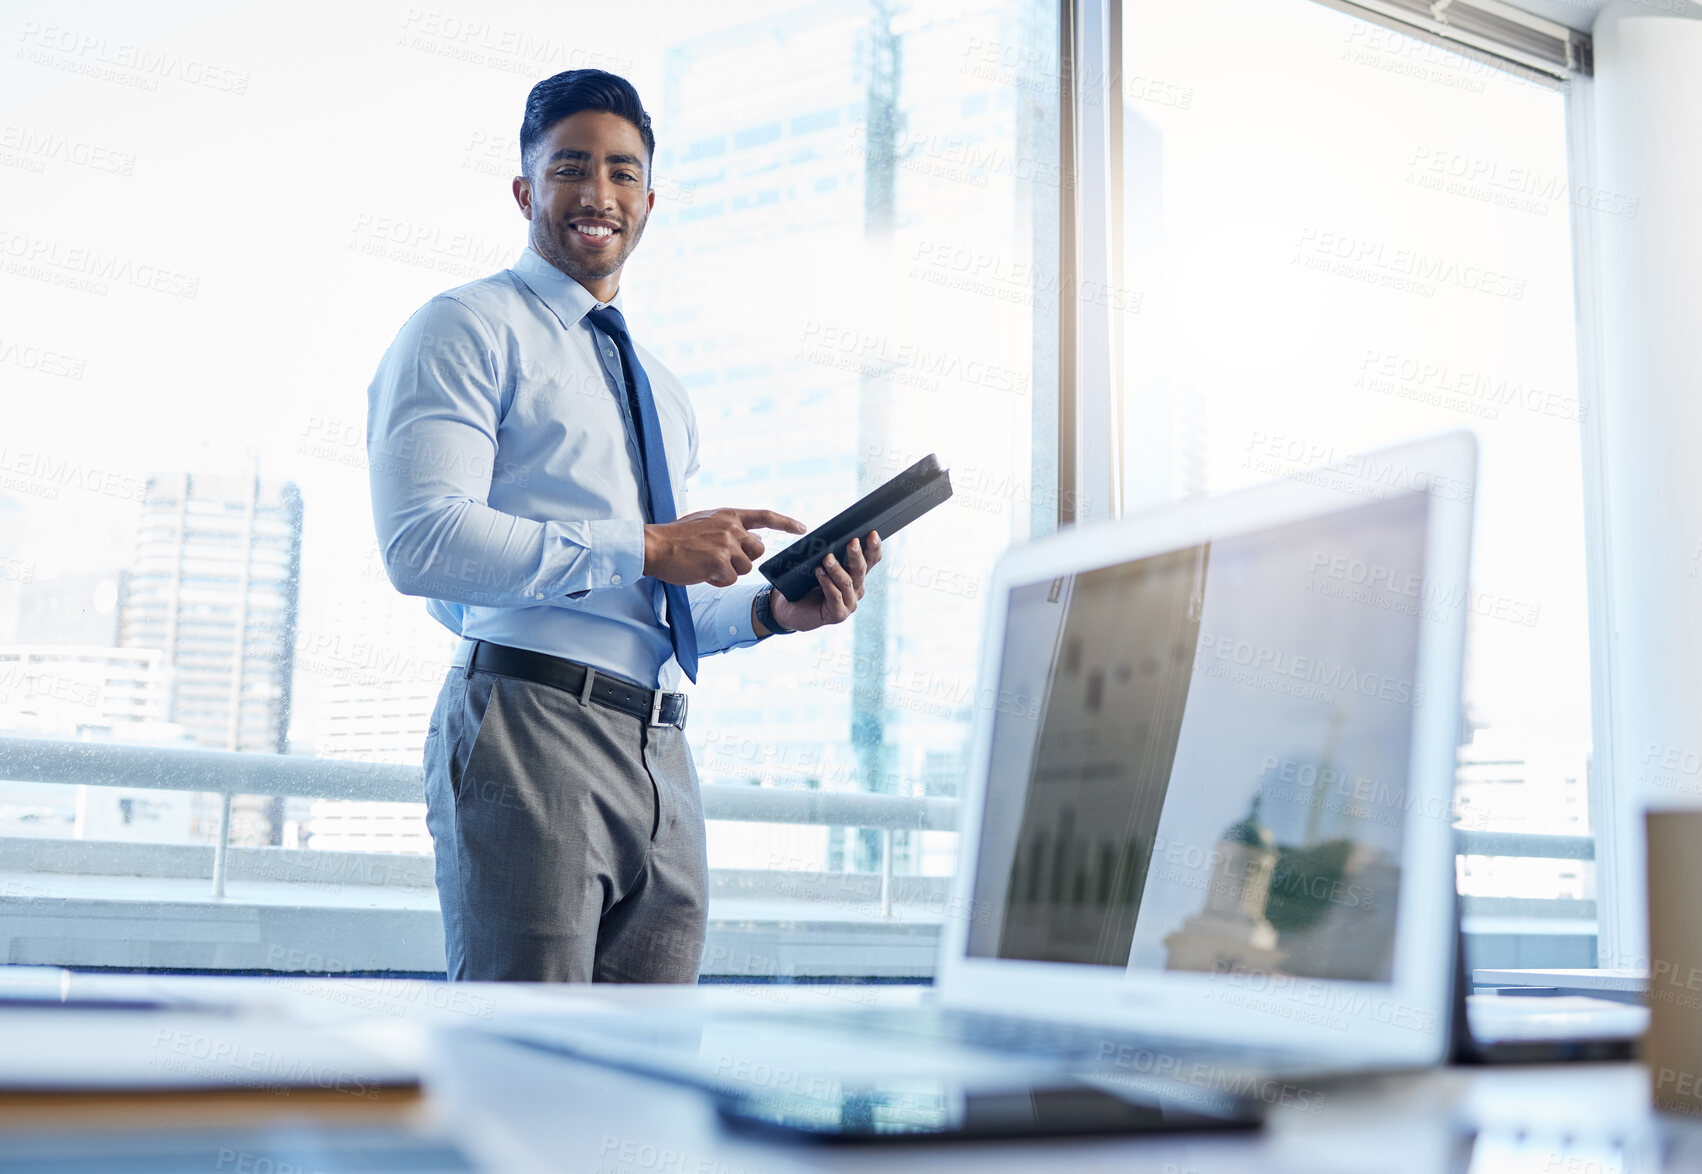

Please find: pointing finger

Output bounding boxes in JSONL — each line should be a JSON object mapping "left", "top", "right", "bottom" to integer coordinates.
{"left": 737, "top": 509, "right": 807, "bottom": 534}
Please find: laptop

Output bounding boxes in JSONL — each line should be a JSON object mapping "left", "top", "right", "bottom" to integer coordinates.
{"left": 487, "top": 432, "right": 1478, "bottom": 1133}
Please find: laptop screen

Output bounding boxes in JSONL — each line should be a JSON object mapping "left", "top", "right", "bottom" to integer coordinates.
{"left": 965, "top": 491, "right": 1430, "bottom": 985}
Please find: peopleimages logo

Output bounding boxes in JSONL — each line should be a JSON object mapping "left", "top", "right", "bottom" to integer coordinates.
{"left": 1308, "top": 551, "right": 1542, "bottom": 628}
{"left": 1209, "top": 968, "right": 1441, "bottom": 1036}
{"left": 848, "top": 119, "right": 1073, "bottom": 190}
{"left": 958, "top": 37, "right": 1196, "bottom": 111}
{"left": 0, "top": 123, "right": 136, "bottom": 176}
{"left": 0, "top": 446, "right": 146, "bottom": 502}
{"left": 1150, "top": 830, "right": 1377, "bottom": 910}
{"left": 396, "top": 10, "right": 634, "bottom": 77}
{"left": 0, "top": 229, "right": 200, "bottom": 299}
{"left": 1242, "top": 433, "right": 1476, "bottom": 504}
{"left": 1407, "top": 146, "right": 1639, "bottom": 220}
{"left": 1257, "top": 754, "right": 1452, "bottom": 829}
{"left": 1357, "top": 349, "right": 1587, "bottom": 424}
{"left": 797, "top": 321, "right": 1030, "bottom": 396}
{"left": 0, "top": 335, "right": 86, "bottom": 381}
{"left": 809, "top": 647, "right": 1042, "bottom": 720}
{"left": 15, "top": 23, "right": 251, "bottom": 95}
{"left": 910, "top": 239, "right": 1142, "bottom": 315}
{"left": 1293, "top": 226, "right": 1526, "bottom": 301}
{"left": 1195, "top": 632, "right": 1425, "bottom": 707}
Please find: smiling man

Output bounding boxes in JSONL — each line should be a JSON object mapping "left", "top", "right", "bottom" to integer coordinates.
{"left": 366, "top": 70, "right": 881, "bottom": 983}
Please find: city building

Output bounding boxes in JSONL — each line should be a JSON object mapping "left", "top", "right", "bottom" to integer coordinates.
{"left": 116, "top": 471, "right": 304, "bottom": 847}
{"left": 117, "top": 471, "right": 304, "bottom": 754}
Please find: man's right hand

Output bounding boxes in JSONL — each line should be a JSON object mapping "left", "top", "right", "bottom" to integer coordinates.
{"left": 644, "top": 508, "right": 806, "bottom": 588}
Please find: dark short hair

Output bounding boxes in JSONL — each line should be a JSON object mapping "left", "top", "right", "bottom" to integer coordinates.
{"left": 520, "top": 69, "right": 655, "bottom": 183}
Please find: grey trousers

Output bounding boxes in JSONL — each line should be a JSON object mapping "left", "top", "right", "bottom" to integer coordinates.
{"left": 421, "top": 665, "right": 709, "bottom": 983}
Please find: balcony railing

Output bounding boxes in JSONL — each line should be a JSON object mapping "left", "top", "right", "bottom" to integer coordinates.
{"left": 0, "top": 736, "right": 1597, "bottom": 977}
{"left": 0, "top": 731, "right": 959, "bottom": 980}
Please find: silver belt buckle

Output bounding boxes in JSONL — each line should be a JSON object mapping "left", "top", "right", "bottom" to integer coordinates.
{"left": 649, "top": 690, "right": 686, "bottom": 728}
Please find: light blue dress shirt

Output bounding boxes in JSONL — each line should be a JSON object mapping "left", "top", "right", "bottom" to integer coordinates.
{"left": 366, "top": 246, "right": 765, "bottom": 689}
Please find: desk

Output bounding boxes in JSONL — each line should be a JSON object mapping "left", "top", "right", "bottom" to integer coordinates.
{"left": 2, "top": 974, "right": 1695, "bottom": 1173}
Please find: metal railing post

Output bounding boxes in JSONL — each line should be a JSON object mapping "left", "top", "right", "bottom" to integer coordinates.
{"left": 210, "top": 793, "right": 232, "bottom": 899}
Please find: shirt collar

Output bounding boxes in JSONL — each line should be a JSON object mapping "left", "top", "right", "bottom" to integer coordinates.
{"left": 510, "top": 245, "right": 624, "bottom": 330}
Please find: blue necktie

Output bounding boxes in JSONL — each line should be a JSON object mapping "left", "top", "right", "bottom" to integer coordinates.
{"left": 588, "top": 305, "right": 700, "bottom": 684}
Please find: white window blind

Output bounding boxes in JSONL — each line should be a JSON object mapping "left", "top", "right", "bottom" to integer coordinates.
{"left": 1313, "top": 0, "right": 1592, "bottom": 79}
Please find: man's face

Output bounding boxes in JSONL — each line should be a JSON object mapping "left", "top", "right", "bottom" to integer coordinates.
{"left": 514, "top": 110, "right": 654, "bottom": 298}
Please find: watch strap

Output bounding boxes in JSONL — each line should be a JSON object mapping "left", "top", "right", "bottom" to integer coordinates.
{"left": 754, "top": 585, "right": 792, "bottom": 636}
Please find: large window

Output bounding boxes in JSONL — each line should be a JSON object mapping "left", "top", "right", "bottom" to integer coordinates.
{"left": 1118, "top": 0, "right": 1595, "bottom": 960}
{"left": 0, "top": 1, "right": 1056, "bottom": 975}
{"left": 0, "top": 0, "right": 1600, "bottom": 979}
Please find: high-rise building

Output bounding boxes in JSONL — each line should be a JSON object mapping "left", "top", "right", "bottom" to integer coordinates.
{"left": 105, "top": 473, "right": 304, "bottom": 843}
{"left": 118, "top": 471, "right": 303, "bottom": 755}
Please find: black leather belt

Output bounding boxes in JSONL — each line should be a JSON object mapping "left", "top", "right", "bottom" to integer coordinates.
{"left": 452, "top": 640, "right": 688, "bottom": 730}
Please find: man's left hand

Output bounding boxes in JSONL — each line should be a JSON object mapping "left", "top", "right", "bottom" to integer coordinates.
{"left": 768, "top": 531, "right": 882, "bottom": 633}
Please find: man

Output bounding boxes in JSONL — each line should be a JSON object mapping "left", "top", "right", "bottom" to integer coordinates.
{"left": 366, "top": 69, "right": 881, "bottom": 983}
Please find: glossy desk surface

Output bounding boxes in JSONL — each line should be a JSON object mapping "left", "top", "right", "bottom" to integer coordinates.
{"left": 0, "top": 973, "right": 1689, "bottom": 1173}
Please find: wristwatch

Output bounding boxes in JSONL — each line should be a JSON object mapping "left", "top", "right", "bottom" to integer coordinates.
{"left": 753, "top": 586, "right": 793, "bottom": 637}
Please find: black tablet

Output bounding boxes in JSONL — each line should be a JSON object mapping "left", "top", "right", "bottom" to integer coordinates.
{"left": 759, "top": 454, "right": 954, "bottom": 602}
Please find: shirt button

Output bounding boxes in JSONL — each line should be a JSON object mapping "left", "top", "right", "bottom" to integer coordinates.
{"left": 612, "top": 574, "right": 622, "bottom": 585}
{"left": 729, "top": 625, "right": 737, "bottom": 635}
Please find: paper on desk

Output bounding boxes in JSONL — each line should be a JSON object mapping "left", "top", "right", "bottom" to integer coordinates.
{"left": 0, "top": 1009, "right": 419, "bottom": 1095}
